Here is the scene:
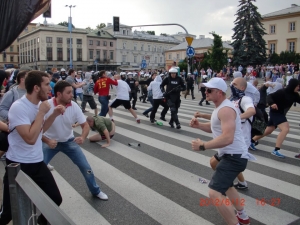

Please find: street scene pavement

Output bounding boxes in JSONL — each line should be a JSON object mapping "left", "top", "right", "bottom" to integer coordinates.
{"left": 2, "top": 79, "right": 299, "bottom": 225}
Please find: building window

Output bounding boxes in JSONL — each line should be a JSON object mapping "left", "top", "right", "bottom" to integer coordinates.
{"left": 141, "top": 44, "right": 144, "bottom": 51}
{"left": 155, "top": 57, "right": 157, "bottom": 63}
{"left": 31, "top": 50, "right": 33, "bottom": 62}
{"left": 270, "top": 25, "right": 276, "bottom": 34}
{"left": 96, "top": 50, "right": 100, "bottom": 60}
{"left": 123, "top": 43, "right": 126, "bottom": 49}
{"left": 46, "top": 37, "right": 52, "bottom": 43}
{"left": 10, "top": 56, "right": 14, "bottom": 62}
{"left": 160, "top": 57, "right": 162, "bottom": 63}
{"left": 37, "top": 48, "right": 40, "bottom": 61}
{"left": 176, "top": 54, "right": 179, "bottom": 59}
{"left": 57, "top": 37, "right": 63, "bottom": 43}
{"left": 97, "top": 41, "right": 100, "bottom": 46}
{"left": 25, "top": 42, "right": 27, "bottom": 47}
{"left": 270, "top": 43, "right": 276, "bottom": 54}
{"left": 127, "top": 30, "right": 129, "bottom": 35}
{"left": 77, "top": 49, "right": 82, "bottom": 61}
{"left": 122, "top": 55, "right": 126, "bottom": 62}
{"left": 123, "top": 30, "right": 126, "bottom": 35}
{"left": 67, "top": 38, "right": 73, "bottom": 44}
{"left": 89, "top": 40, "right": 93, "bottom": 45}
{"left": 57, "top": 48, "right": 63, "bottom": 61}
{"left": 31, "top": 40, "right": 33, "bottom": 46}
{"left": 289, "top": 22, "right": 296, "bottom": 31}
{"left": 28, "top": 41, "right": 30, "bottom": 46}
{"left": 134, "top": 56, "right": 137, "bottom": 63}
{"left": 37, "top": 38, "right": 40, "bottom": 43}
{"left": 76, "top": 39, "right": 82, "bottom": 44}
{"left": 34, "top": 39, "right": 36, "bottom": 44}
{"left": 110, "top": 51, "right": 113, "bottom": 60}
{"left": 110, "top": 42, "right": 113, "bottom": 47}
{"left": 103, "top": 41, "right": 107, "bottom": 46}
{"left": 148, "top": 45, "right": 150, "bottom": 51}
{"left": 10, "top": 46, "right": 13, "bottom": 52}
{"left": 46, "top": 47, "right": 52, "bottom": 61}
{"left": 288, "top": 41, "right": 295, "bottom": 52}
{"left": 169, "top": 54, "right": 171, "bottom": 60}
{"left": 34, "top": 49, "right": 36, "bottom": 60}
{"left": 89, "top": 50, "right": 93, "bottom": 59}
{"left": 67, "top": 48, "right": 73, "bottom": 61}
{"left": 103, "top": 50, "right": 107, "bottom": 59}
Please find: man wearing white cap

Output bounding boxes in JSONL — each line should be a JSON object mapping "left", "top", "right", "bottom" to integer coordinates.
{"left": 190, "top": 77, "right": 250, "bottom": 225}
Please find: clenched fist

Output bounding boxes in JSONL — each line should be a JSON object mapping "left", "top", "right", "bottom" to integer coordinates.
{"left": 53, "top": 105, "right": 66, "bottom": 116}
{"left": 47, "top": 139, "right": 58, "bottom": 149}
{"left": 39, "top": 101, "right": 51, "bottom": 114}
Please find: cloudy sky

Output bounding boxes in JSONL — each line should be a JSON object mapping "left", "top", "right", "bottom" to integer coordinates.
{"left": 33, "top": 0, "right": 297, "bottom": 41}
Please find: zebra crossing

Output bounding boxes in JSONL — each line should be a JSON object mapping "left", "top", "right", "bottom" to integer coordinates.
{"left": 5, "top": 96, "right": 300, "bottom": 225}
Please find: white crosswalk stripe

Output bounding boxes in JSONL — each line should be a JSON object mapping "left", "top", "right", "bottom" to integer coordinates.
{"left": 18, "top": 97, "right": 300, "bottom": 224}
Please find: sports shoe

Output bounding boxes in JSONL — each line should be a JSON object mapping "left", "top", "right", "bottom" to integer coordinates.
{"left": 96, "top": 191, "right": 108, "bottom": 201}
{"left": 249, "top": 142, "right": 257, "bottom": 151}
{"left": 143, "top": 113, "right": 149, "bottom": 118}
{"left": 160, "top": 117, "right": 166, "bottom": 121}
{"left": 192, "top": 97, "right": 195, "bottom": 100}
{"left": 234, "top": 182, "right": 248, "bottom": 190}
{"left": 169, "top": 122, "right": 174, "bottom": 128}
{"left": 206, "top": 102, "right": 210, "bottom": 105}
{"left": 271, "top": 150, "right": 285, "bottom": 158}
{"left": 176, "top": 124, "right": 181, "bottom": 129}
{"left": 0, "top": 153, "right": 6, "bottom": 161}
{"left": 47, "top": 164, "right": 54, "bottom": 171}
{"left": 136, "top": 119, "right": 141, "bottom": 124}
{"left": 236, "top": 213, "right": 250, "bottom": 225}
{"left": 254, "top": 141, "right": 259, "bottom": 146}
{"left": 199, "top": 102, "right": 203, "bottom": 106}
{"left": 150, "top": 119, "right": 155, "bottom": 124}
{"left": 295, "top": 154, "right": 300, "bottom": 158}
{"left": 132, "top": 107, "right": 137, "bottom": 110}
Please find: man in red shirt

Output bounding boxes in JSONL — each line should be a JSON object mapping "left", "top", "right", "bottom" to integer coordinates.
{"left": 94, "top": 70, "right": 118, "bottom": 116}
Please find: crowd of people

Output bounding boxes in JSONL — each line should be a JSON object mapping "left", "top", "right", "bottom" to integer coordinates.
{"left": 0, "top": 61, "right": 299, "bottom": 225}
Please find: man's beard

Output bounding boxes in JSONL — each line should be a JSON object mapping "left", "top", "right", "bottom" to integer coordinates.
{"left": 38, "top": 90, "right": 48, "bottom": 101}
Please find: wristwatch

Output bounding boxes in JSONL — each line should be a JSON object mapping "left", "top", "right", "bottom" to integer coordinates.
{"left": 199, "top": 143, "right": 206, "bottom": 151}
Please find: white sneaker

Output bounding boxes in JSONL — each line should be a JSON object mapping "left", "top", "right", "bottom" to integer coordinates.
{"left": 47, "top": 164, "right": 54, "bottom": 171}
{"left": 96, "top": 191, "right": 108, "bottom": 200}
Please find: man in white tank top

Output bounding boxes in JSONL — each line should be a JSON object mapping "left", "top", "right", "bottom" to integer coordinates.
{"left": 190, "top": 78, "right": 250, "bottom": 225}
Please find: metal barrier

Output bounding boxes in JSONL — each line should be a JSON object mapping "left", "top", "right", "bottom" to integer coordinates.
{"left": 7, "top": 163, "right": 76, "bottom": 225}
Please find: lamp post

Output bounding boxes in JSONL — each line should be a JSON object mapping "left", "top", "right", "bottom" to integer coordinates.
{"left": 65, "top": 5, "right": 76, "bottom": 69}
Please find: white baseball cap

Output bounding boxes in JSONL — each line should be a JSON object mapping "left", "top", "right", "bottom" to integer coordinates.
{"left": 202, "top": 78, "right": 227, "bottom": 93}
{"left": 233, "top": 71, "right": 242, "bottom": 78}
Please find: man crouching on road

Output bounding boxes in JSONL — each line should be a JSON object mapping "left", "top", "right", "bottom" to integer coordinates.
{"left": 86, "top": 115, "right": 115, "bottom": 148}
{"left": 190, "top": 77, "right": 250, "bottom": 225}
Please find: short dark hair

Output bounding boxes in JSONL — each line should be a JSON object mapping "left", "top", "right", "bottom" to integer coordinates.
{"left": 16, "top": 71, "right": 27, "bottom": 84}
{"left": 54, "top": 81, "right": 72, "bottom": 97}
{"left": 99, "top": 70, "right": 106, "bottom": 77}
{"left": 68, "top": 69, "right": 75, "bottom": 75}
{"left": 25, "top": 71, "right": 49, "bottom": 94}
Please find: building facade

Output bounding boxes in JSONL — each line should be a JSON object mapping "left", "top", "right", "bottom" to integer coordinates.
{"left": 0, "top": 23, "right": 36, "bottom": 69}
{"left": 164, "top": 35, "right": 233, "bottom": 70}
{"left": 262, "top": 4, "right": 300, "bottom": 55}
{"left": 103, "top": 24, "right": 182, "bottom": 70}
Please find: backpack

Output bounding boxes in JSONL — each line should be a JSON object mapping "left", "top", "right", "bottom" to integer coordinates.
{"left": 238, "top": 96, "right": 267, "bottom": 136}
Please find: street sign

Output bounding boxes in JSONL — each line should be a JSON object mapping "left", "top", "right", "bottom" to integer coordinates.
{"left": 185, "top": 37, "right": 194, "bottom": 46}
{"left": 186, "top": 46, "right": 195, "bottom": 57}
{"left": 94, "top": 60, "right": 98, "bottom": 64}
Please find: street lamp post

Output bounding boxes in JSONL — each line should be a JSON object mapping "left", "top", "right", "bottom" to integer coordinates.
{"left": 65, "top": 5, "right": 76, "bottom": 69}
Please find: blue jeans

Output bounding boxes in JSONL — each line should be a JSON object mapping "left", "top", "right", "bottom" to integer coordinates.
{"left": 42, "top": 138, "right": 101, "bottom": 195}
{"left": 76, "top": 92, "right": 83, "bottom": 101}
{"left": 143, "top": 96, "right": 153, "bottom": 115}
{"left": 98, "top": 96, "right": 109, "bottom": 116}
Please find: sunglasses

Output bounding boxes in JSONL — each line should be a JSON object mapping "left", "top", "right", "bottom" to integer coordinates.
{"left": 206, "top": 88, "right": 214, "bottom": 93}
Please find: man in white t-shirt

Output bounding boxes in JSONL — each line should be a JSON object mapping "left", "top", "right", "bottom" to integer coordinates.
{"left": 108, "top": 75, "right": 141, "bottom": 123}
{"left": 190, "top": 78, "right": 250, "bottom": 225}
{"left": 0, "top": 71, "right": 63, "bottom": 225}
{"left": 41, "top": 81, "right": 108, "bottom": 200}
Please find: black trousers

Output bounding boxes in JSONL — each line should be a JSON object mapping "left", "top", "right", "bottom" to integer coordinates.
{"left": 0, "top": 159, "right": 62, "bottom": 225}
{"left": 167, "top": 95, "right": 181, "bottom": 125}
{"left": 150, "top": 99, "right": 169, "bottom": 120}
{"left": 130, "top": 92, "right": 137, "bottom": 108}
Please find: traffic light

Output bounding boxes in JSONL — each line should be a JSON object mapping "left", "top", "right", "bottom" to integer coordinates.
{"left": 113, "top": 16, "right": 120, "bottom": 32}
{"left": 43, "top": 3, "right": 51, "bottom": 18}
{"left": 187, "top": 57, "right": 190, "bottom": 64}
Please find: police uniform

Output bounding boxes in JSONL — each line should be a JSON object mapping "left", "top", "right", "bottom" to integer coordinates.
{"left": 126, "top": 74, "right": 138, "bottom": 110}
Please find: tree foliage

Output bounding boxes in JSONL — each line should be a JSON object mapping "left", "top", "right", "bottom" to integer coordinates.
{"left": 178, "top": 59, "right": 187, "bottom": 72}
{"left": 146, "top": 31, "right": 155, "bottom": 35}
{"left": 208, "top": 33, "right": 227, "bottom": 72}
{"left": 58, "top": 21, "right": 75, "bottom": 28}
{"left": 269, "top": 51, "right": 300, "bottom": 65}
{"left": 96, "top": 23, "right": 106, "bottom": 29}
{"left": 160, "top": 33, "right": 168, "bottom": 36}
{"left": 231, "top": 0, "right": 267, "bottom": 67}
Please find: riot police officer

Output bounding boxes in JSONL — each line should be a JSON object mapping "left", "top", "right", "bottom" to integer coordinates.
{"left": 160, "top": 67, "right": 186, "bottom": 129}
{"left": 126, "top": 73, "right": 138, "bottom": 110}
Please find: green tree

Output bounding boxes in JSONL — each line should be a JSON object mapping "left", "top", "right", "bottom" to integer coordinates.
{"left": 160, "top": 33, "right": 168, "bottom": 36}
{"left": 96, "top": 23, "right": 106, "bottom": 29}
{"left": 231, "top": 0, "right": 267, "bottom": 67}
{"left": 86, "top": 26, "right": 92, "bottom": 30}
{"left": 146, "top": 31, "right": 155, "bottom": 35}
{"left": 58, "top": 21, "right": 75, "bottom": 28}
{"left": 178, "top": 59, "right": 187, "bottom": 73}
{"left": 208, "top": 33, "right": 227, "bottom": 72}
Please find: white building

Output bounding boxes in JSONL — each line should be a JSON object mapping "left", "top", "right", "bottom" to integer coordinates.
{"left": 103, "top": 24, "right": 182, "bottom": 70}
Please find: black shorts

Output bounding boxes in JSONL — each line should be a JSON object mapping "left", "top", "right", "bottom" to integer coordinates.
{"left": 208, "top": 154, "right": 247, "bottom": 196}
{"left": 83, "top": 95, "right": 97, "bottom": 109}
{"left": 0, "top": 131, "right": 9, "bottom": 152}
{"left": 110, "top": 99, "right": 131, "bottom": 110}
{"left": 267, "top": 111, "right": 287, "bottom": 127}
{"left": 101, "top": 134, "right": 114, "bottom": 140}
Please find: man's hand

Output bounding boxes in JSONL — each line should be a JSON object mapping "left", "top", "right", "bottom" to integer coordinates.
{"left": 53, "top": 105, "right": 66, "bottom": 116}
{"left": 194, "top": 111, "right": 202, "bottom": 118}
{"left": 271, "top": 104, "right": 278, "bottom": 110}
{"left": 101, "top": 143, "right": 110, "bottom": 148}
{"left": 39, "top": 101, "right": 51, "bottom": 115}
{"left": 47, "top": 139, "right": 58, "bottom": 149}
{"left": 74, "top": 136, "right": 85, "bottom": 145}
{"left": 190, "top": 117, "right": 200, "bottom": 128}
{"left": 191, "top": 138, "right": 202, "bottom": 151}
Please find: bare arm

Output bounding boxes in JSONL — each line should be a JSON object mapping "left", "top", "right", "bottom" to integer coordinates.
{"left": 194, "top": 111, "right": 211, "bottom": 120}
{"left": 0, "top": 121, "right": 9, "bottom": 132}
{"left": 240, "top": 107, "right": 255, "bottom": 120}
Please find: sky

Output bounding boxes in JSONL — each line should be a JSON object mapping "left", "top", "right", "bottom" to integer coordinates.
{"left": 33, "top": 0, "right": 298, "bottom": 41}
